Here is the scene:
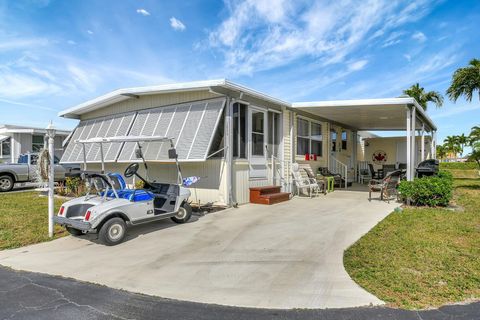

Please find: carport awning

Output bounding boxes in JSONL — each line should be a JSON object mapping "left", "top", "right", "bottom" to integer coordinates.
{"left": 292, "top": 98, "right": 437, "bottom": 132}
{"left": 60, "top": 98, "right": 225, "bottom": 164}
{"left": 0, "top": 135, "right": 9, "bottom": 142}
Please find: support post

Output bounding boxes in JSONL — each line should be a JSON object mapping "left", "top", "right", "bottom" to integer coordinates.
{"left": 406, "top": 108, "right": 412, "bottom": 181}
{"left": 352, "top": 131, "right": 357, "bottom": 182}
{"left": 421, "top": 124, "right": 425, "bottom": 162}
{"left": 46, "top": 123, "right": 56, "bottom": 238}
{"left": 224, "top": 97, "right": 233, "bottom": 206}
{"left": 410, "top": 107, "right": 416, "bottom": 179}
{"left": 432, "top": 131, "right": 437, "bottom": 159}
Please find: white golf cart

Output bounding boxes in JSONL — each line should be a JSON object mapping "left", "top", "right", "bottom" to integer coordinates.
{"left": 53, "top": 136, "right": 192, "bottom": 246}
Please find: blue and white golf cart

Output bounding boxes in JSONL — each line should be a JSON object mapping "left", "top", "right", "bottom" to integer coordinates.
{"left": 53, "top": 136, "right": 193, "bottom": 246}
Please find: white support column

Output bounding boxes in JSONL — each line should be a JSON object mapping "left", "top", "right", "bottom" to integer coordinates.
{"left": 224, "top": 97, "right": 233, "bottom": 206}
{"left": 406, "top": 108, "right": 412, "bottom": 181}
{"left": 352, "top": 131, "right": 357, "bottom": 181}
{"left": 410, "top": 107, "right": 416, "bottom": 179}
{"left": 421, "top": 123, "right": 425, "bottom": 161}
{"left": 432, "top": 131, "right": 437, "bottom": 159}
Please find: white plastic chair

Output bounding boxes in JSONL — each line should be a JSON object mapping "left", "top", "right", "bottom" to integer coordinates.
{"left": 291, "top": 163, "right": 320, "bottom": 197}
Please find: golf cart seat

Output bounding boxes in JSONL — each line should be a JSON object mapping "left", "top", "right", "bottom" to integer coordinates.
{"left": 116, "top": 189, "right": 155, "bottom": 202}
{"left": 101, "top": 173, "right": 128, "bottom": 198}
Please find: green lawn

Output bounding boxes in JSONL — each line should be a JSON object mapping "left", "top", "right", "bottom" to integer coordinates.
{"left": 344, "top": 178, "right": 480, "bottom": 309}
{"left": 0, "top": 191, "right": 67, "bottom": 250}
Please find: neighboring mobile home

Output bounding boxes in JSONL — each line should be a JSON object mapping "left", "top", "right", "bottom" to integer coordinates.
{"left": 0, "top": 124, "right": 70, "bottom": 163}
{"left": 59, "top": 79, "right": 437, "bottom": 206}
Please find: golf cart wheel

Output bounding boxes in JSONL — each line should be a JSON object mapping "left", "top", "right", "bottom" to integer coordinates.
{"left": 0, "top": 175, "right": 14, "bottom": 192}
{"left": 171, "top": 202, "right": 192, "bottom": 224}
{"left": 99, "top": 217, "right": 127, "bottom": 246}
{"left": 66, "top": 227, "right": 83, "bottom": 236}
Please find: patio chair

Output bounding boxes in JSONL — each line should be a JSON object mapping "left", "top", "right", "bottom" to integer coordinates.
{"left": 368, "top": 163, "right": 383, "bottom": 179}
{"left": 368, "top": 170, "right": 402, "bottom": 203}
{"left": 291, "top": 163, "right": 321, "bottom": 197}
{"left": 300, "top": 164, "right": 327, "bottom": 195}
{"left": 318, "top": 167, "right": 345, "bottom": 188}
{"left": 382, "top": 164, "right": 396, "bottom": 177}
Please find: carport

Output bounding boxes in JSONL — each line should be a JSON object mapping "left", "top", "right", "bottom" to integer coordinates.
{"left": 292, "top": 97, "right": 438, "bottom": 181}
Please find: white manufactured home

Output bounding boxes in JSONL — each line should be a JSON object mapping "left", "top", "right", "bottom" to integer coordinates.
{"left": 59, "top": 79, "right": 437, "bottom": 206}
{"left": 0, "top": 124, "right": 70, "bottom": 164}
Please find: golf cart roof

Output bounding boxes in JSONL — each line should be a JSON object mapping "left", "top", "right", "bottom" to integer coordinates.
{"left": 75, "top": 135, "right": 172, "bottom": 144}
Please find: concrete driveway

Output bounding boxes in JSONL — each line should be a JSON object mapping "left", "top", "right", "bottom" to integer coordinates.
{"left": 0, "top": 188, "right": 397, "bottom": 309}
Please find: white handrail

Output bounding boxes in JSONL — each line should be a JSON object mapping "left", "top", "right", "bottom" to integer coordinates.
{"left": 330, "top": 155, "right": 348, "bottom": 189}
{"left": 269, "top": 153, "right": 292, "bottom": 193}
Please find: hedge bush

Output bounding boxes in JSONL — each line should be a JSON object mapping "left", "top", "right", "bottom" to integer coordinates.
{"left": 439, "top": 162, "right": 477, "bottom": 170}
{"left": 398, "top": 171, "right": 453, "bottom": 207}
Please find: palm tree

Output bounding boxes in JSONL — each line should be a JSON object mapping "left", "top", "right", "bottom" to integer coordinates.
{"left": 403, "top": 83, "right": 444, "bottom": 110}
{"left": 446, "top": 58, "right": 480, "bottom": 102}
{"left": 456, "top": 133, "right": 469, "bottom": 157}
{"left": 436, "top": 144, "right": 447, "bottom": 161}
{"left": 469, "top": 125, "right": 480, "bottom": 145}
{"left": 444, "top": 136, "right": 460, "bottom": 160}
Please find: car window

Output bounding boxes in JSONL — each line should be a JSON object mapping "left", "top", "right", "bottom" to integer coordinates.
{"left": 18, "top": 155, "right": 28, "bottom": 164}
{"left": 30, "top": 155, "right": 38, "bottom": 165}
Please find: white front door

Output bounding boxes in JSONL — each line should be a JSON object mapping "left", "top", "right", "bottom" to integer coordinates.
{"left": 248, "top": 107, "right": 268, "bottom": 179}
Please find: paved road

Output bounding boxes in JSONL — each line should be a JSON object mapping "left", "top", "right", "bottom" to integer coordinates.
{"left": 1, "top": 267, "right": 479, "bottom": 320}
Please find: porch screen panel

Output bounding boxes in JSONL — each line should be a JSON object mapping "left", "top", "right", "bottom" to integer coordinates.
{"left": 60, "top": 112, "right": 135, "bottom": 163}
{"left": 117, "top": 98, "right": 226, "bottom": 162}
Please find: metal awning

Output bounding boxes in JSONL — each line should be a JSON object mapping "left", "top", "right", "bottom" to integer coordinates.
{"left": 292, "top": 97, "right": 437, "bottom": 132}
{"left": 117, "top": 98, "right": 226, "bottom": 162}
{"left": 0, "top": 135, "right": 9, "bottom": 143}
{"left": 60, "top": 98, "right": 226, "bottom": 164}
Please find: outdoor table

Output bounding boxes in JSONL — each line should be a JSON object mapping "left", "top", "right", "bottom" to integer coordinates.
{"left": 324, "top": 176, "right": 335, "bottom": 192}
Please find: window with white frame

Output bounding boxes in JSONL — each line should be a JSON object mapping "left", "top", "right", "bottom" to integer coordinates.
{"left": 232, "top": 102, "right": 247, "bottom": 158}
{"left": 330, "top": 129, "right": 337, "bottom": 152}
{"left": 1, "top": 137, "right": 11, "bottom": 156}
{"left": 32, "top": 135, "right": 44, "bottom": 152}
{"left": 341, "top": 130, "right": 347, "bottom": 150}
{"left": 296, "top": 117, "right": 323, "bottom": 157}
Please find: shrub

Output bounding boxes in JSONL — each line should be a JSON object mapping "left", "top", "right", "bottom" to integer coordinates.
{"left": 398, "top": 171, "right": 453, "bottom": 207}
{"left": 65, "top": 177, "right": 86, "bottom": 196}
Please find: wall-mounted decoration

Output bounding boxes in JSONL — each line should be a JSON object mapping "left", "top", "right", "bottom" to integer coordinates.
{"left": 372, "top": 150, "right": 387, "bottom": 164}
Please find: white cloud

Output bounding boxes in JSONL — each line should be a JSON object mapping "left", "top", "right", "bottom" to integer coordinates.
{"left": 431, "top": 104, "right": 480, "bottom": 119}
{"left": 404, "top": 54, "right": 412, "bottom": 62}
{"left": 207, "top": 0, "right": 436, "bottom": 75}
{"left": 0, "top": 69, "right": 61, "bottom": 98}
{"left": 0, "top": 37, "right": 49, "bottom": 51}
{"left": 87, "top": 30, "right": 94, "bottom": 35}
{"left": 348, "top": 59, "right": 368, "bottom": 71}
{"left": 170, "top": 17, "right": 186, "bottom": 31}
{"left": 136, "top": 8, "right": 150, "bottom": 16}
{"left": 412, "top": 31, "right": 427, "bottom": 42}
{"left": 67, "top": 64, "right": 100, "bottom": 91}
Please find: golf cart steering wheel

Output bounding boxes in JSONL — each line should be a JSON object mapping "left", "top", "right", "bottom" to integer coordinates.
{"left": 124, "top": 163, "right": 139, "bottom": 178}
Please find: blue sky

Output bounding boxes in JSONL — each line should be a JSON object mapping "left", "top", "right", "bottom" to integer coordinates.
{"left": 0, "top": 0, "right": 479, "bottom": 146}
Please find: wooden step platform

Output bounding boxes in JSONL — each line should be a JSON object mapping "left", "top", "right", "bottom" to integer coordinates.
{"left": 249, "top": 186, "right": 290, "bottom": 205}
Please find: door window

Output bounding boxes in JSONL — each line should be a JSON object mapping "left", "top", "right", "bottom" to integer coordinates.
{"left": 251, "top": 110, "right": 265, "bottom": 156}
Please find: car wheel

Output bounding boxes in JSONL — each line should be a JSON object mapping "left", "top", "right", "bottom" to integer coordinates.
{"left": 171, "top": 202, "right": 192, "bottom": 224}
{"left": 0, "top": 175, "right": 14, "bottom": 192}
{"left": 99, "top": 217, "right": 127, "bottom": 246}
{"left": 66, "top": 226, "right": 83, "bottom": 236}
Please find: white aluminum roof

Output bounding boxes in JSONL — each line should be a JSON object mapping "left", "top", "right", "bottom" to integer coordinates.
{"left": 292, "top": 97, "right": 437, "bottom": 131}
{"left": 59, "top": 79, "right": 290, "bottom": 119}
